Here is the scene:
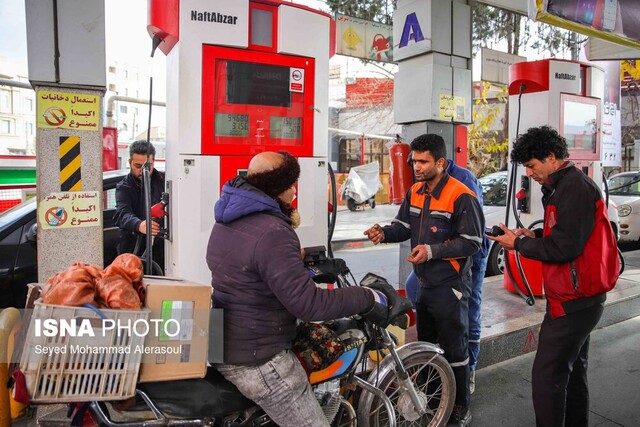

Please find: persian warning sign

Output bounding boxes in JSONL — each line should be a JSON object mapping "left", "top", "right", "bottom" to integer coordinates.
{"left": 439, "top": 94, "right": 467, "bottom": 122}
{"left": 37, "top": 90, "right": 99, "bottom": 131}
{"left": 38, "top": 191, "right": 101, "bottom": 230}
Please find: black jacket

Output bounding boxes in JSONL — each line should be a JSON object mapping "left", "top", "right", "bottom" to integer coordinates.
{"left": 381, "top": 173, "right": 484, "bottom": 286}
{"left": 113, "top": 169, "right": 164, "bottom": 257}
{"left": 207, "top": 177, "right": 375, "bottom": 365}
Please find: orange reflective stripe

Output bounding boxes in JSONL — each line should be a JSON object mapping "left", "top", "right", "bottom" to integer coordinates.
{"left": 429, "top": 178, "right": 477, "bottom": 213}
{"left": 410, "top": 183, "right": 426, "bottom": 210}
{"left": 444, "top": 258, "right": 461, "bottom": 272}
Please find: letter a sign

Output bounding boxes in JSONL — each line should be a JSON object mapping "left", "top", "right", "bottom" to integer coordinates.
{"left": 399, "top": 13, "right": 424, "bottom": 48}
{"left": 393, "top": 2, "right": 432, "bottom": 61}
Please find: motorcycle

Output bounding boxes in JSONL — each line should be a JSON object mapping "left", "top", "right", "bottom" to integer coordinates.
{"left": 341, "top": 162, "right": 381, "bottom": 212}
{"left": 35, "top": 249, "right": 456, "bottom": 427}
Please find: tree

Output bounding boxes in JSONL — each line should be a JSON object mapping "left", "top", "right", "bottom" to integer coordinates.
{"left": 325, "top": 0, "right": 396, "bottom": 25}
{"left": 468, "top": 81, "right": 509, "bottom": 176}
{"left": 472, "top": 3, "right": 581, "bottom": 59}
{"left": 472, "top": 3, "right": 521, "bottom": 55}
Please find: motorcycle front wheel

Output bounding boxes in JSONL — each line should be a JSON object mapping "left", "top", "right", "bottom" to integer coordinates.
{"left": 358, "top": 351, "right": 455, "bottom": 427}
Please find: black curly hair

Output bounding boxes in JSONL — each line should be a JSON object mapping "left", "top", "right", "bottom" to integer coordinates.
{"left": 410, "top": 134, "right": 447, "bottom": 160}
{"left": 510, "top": 126, "right": 569, "bottom": 163}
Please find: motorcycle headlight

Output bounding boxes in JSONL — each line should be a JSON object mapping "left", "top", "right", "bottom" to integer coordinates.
{"left": 618, "top": 204, "right": 632, "bottom": 217}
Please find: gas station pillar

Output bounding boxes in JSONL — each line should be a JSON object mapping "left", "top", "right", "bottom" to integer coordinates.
{"left": 392, "top": 0, "right": 473, "bottom": 285}
{"left": 25, "top": 0, "right": 106, "bottom": 281}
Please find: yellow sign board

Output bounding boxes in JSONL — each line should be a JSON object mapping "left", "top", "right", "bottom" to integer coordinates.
{"left": 621, "top": 60, "right": 640, "bottom": 82}
{"left": 439, "top": 94, "right": 467, "bottom": 122}
{"left": 37, "top": 90, "right": 100, "bottom": 131}
{"left": 38, "top": 191, "right": 101, "bottom": 230}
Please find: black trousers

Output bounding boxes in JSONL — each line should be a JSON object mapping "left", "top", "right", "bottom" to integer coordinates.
{"left": 532, "top": 302, "right": 604, "bottom": 427}
{"left": 416, "top": 273, "right": 471, "bottom": 408}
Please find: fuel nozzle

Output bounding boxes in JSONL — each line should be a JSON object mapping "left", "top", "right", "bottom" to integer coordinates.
{"left": 516, "top": 176, "right": 530, "bottom": 214}
{"left": 151, "top": 192, "right": 169, "bottom": 218}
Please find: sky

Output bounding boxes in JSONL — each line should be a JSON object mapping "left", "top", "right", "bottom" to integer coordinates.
{"left": 0, "top": 0, "right": 28, "bottom": 76}
{"left": 0, "top": 0, "right": 165, "bottom": 80}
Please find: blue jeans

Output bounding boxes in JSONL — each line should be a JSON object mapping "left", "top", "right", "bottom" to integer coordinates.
{"left": 216, "top": 350, "right": 329, "bottom": 427}
{"left": 405, "top": 252, "right": 487, "bottom": 370}
{"left": 468, "top": 253, "right": 487, "bottom": 370}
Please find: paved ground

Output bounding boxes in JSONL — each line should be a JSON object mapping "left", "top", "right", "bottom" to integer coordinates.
{"left": 472, "top": 316, "right": 640, "bottom": 426}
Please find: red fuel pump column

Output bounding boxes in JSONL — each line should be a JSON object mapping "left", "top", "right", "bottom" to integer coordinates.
{"left": 388, "top": 136, "right": 413, "bottom": 204}
{"left": 147, "top": 0, "right": 335, "bottom": 284}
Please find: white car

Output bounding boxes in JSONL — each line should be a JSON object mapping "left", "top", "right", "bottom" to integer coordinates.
{"left": 480, "top": 171, "right": 620, "bottom": 276}
{"left": 479, "top": 171, "right": 509, "bottom": 276}
{"left": 607, "top": 171, "right": 640, "bottom": 243}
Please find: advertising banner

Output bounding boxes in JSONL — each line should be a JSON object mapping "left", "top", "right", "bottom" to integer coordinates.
{"left": 600, "top": 60, "right": 622, "bottom": 167}
{"left": 529, "top": 0, "right": 640, "bottom": 50}
{"left": 336, "top": 13, "right": 394, "bottom": 63}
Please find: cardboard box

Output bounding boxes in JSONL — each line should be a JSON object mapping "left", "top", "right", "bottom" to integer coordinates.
{"left": 138, "top": 276, "right": 212, "bottom": 383}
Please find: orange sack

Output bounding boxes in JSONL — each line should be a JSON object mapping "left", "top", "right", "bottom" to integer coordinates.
{"left": 97, "top": 255, "right": 143, "bottom": 309}
{"left": 109, "top": 253, "right": 144, "bottom": 284}
{"left": 41, "top": 262, "right": 102, "bottom": 306}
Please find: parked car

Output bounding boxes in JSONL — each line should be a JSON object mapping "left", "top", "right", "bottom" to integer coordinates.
{"left": 480, "top": 171, "right": 509, "bottom": 276}
{"left": 607, "top": 171, "right": 640, "bottom": 243}
{"left": 0, "top": 169, "right": 139, "bottom": 308}
{"left": 480, "top": 170, "right": 620, "bottom": 276}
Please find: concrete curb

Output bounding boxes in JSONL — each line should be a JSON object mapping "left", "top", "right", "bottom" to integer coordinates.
{"left": 477, "top": 281, "right": 640, "bottom": 369}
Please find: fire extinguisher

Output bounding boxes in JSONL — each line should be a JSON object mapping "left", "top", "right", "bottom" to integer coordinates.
{"left": 389, "top": 135, "right": 413, "bottom": 204}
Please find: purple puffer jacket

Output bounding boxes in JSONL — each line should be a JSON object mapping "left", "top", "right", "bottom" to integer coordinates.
{"left": 206, "top": 177, "right": 374, "bottom": 366}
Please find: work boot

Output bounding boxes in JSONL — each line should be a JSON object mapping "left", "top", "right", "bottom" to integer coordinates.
{"left": 449, "top": 405, "right": 472, "bottom": 427}
{"left": 470, "top": 369, "right": 476, "bottom": 394}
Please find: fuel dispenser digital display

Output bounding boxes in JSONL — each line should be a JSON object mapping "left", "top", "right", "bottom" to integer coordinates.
{"left": 560, "top": 93, "right": 600, "bottom": 160}
{"left": 202, "top": 45, "right": 315, "bottom": 156}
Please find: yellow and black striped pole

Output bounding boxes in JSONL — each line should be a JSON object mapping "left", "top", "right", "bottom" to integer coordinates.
{"left": 59, "top": 136, "right": 82, "bottom": 191}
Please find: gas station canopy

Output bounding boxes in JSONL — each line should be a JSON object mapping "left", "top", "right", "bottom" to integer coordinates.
{"left": 481, "top": 0, "right": 640, "bottom": 60}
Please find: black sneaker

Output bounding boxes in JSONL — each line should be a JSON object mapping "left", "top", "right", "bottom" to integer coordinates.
{"left": 449, "top": 405, "right": 472, "bottom": 427}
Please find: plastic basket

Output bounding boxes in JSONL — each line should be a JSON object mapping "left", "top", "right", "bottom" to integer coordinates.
{"left": 20, "top": 302, "right": 150, "bottom": 403}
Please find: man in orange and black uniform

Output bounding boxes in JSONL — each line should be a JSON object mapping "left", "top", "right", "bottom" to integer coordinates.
{"left": 364, "top": 134, "right": 483, "bottom": 426}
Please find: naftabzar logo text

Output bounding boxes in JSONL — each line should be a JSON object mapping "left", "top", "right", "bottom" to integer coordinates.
{"left": 191, "top": 10, "right": 238, "bottom": 25}
{"left": 554, "top": 72, "right": 576, "bottom": 81}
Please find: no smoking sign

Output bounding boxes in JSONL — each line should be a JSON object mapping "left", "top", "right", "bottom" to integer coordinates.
{"left": 289, "top": 67, "right": 304, "bottom": 93}
{"left": 43, "top": 107, "right": 67, "bottom": 127}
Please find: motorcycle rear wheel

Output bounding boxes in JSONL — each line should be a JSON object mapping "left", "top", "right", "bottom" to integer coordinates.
{"left": 358, "top": 351, "right": 455, "bottom": 427}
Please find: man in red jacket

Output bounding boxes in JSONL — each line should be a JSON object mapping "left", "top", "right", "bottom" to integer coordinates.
{"left": 489, "top": 126, "right": 619, "bottom": 427}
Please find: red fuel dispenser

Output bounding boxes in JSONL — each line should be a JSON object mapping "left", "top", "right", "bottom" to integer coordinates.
{"left": 504, "top": 58, "right": 605, "bottom": 298}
